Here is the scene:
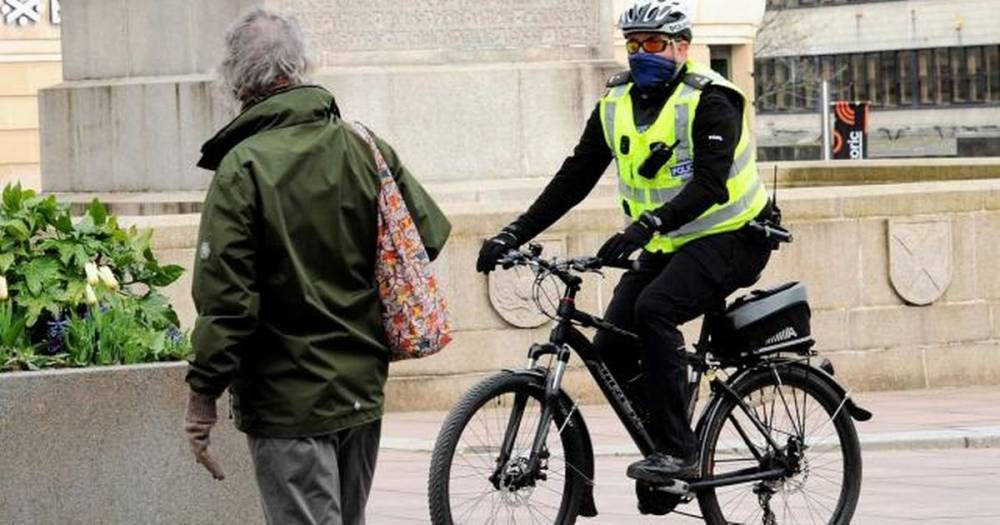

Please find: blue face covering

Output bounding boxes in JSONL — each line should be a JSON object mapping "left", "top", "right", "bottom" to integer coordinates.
{"left": 628, "top": 53, "right": 678, "bottom": 89}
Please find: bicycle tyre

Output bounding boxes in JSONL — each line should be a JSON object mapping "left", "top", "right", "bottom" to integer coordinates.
{"left": 428, "top": 371, "right": 589, "bottom": 525}
{"left": 697, "top": 365, "right": 863, "bottom": 525}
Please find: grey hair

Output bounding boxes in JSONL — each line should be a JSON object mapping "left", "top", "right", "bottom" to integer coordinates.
{"left": 219, "top": 8, "right": 312, "bottom": 105}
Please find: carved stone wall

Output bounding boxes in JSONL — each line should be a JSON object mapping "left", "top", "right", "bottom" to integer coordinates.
{"left": 273, "top": 0, "right": 613, "bottom": 65}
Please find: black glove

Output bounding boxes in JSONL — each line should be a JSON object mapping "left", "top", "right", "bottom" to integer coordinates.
{"left": 476, "top": 228, "right": 521, "bottom": 274}
{"left": 597, "top": 212, "right": 660, "bottom": 266}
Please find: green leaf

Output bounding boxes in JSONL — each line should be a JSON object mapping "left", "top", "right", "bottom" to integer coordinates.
{"left": 4, "top": 219, "right": 31, "bottom": 241}
{"left": 20, "top": 258, "right": 63, "bottom": 296}
{"left": 2, "top": 182, "right": 23, "bottom": 213}
{"left": 87, "top": 199, "right": 108, "bottom": 227}
{"left": 18, "top": 294, "right": 58, "bottom": 327}
{"left": 138, "top": 292, "right": 181, "bottom": 329}
{"left": 55, "top": 213, "right": 74, "bottom": 234}
{"left": 60, "top": 280, "right": 88, "bottom": 306}
{"left": 150, "top": 264, "right": 184, "bottom": 287}
{"left": 0, "top": 253, "right": 13, "bottom": 273}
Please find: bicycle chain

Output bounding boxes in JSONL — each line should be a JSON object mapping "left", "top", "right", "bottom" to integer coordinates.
{"left": 755, "top": 484, "right": 778, "bottom": 525}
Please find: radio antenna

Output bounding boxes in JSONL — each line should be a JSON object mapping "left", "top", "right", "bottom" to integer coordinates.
{"left": 772, "top": 165, "right": 779, "bottom": 206}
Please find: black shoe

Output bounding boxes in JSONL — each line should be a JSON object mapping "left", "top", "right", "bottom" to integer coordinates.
{"left": 627, "top": 452, "right": 699, "bottom": 484}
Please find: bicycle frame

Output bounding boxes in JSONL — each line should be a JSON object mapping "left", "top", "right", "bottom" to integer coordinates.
{"left": 491, "top": 269, "right": 797, "bottom": 493}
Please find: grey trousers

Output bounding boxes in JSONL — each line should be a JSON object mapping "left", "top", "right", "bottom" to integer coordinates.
{"left": 247, "top": 419, "right": 382, "bottom": 525}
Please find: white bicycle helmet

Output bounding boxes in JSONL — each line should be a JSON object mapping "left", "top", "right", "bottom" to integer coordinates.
{"left": 619, "top": 0, "right": 693, "bottom": 40}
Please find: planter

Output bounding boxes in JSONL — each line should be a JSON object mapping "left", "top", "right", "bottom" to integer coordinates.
{"left": 0, "top": 363, "right": 261, "bottom": 524}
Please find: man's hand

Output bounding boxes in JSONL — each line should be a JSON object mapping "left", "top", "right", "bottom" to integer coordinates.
{"left": 184, "top": 390, "right": 226, "bottom": 480}
{"left": 597, "top": 212, "right": 660, "bottom": 265}
{"left": 476, "top": 228, "right": 521, "bottom": 274}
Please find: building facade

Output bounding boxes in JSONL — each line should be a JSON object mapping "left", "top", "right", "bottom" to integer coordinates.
{"left": 0, "top": 0, "right": 60, "bottom": 189}
{"left": 755, "top": 0, "right": 1000, "bottom": 160}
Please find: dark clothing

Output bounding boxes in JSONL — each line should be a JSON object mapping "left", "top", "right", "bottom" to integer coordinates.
{"left": 247, "top": 419, "right": 382, "bottom": 525}
{"left": 595, "top": 224, "right": 772, "bottom": 457}
{"left": 503, "top": 68, "right": 760, "bottom": 458}
{"left": 509, "top": 66, "right": 743, "bottom": 241}
{"left": 186, "top": 86, "right": 452, "bottom": 437}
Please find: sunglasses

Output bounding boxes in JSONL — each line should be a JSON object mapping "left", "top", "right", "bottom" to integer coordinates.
{"left": 625, "top": 36, "right": 675, "bottom": 55}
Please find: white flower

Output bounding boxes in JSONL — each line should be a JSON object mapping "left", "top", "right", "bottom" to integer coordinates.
{"left": 98, "top": 266, "right": 119, "bottom": 290}
{"left": 84, "top": 283, "right": 98, "bottom": 305}
{"left": 84, "top": 263, "right": 100, "bottom": 286}
{"left": 0, "top": 276, "right": 8, "bottom": 301}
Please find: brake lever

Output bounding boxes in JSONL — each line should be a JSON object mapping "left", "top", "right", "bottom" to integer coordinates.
{"left": 497, "top": 248, "right": 525, "bottom": 270}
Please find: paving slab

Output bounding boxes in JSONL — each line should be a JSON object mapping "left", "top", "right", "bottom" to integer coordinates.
{"left": 381, "top": 386, "right": 1000, "bottom": 455}
{"left": 367, "top": 448, "right": 1000, "bottom": 524}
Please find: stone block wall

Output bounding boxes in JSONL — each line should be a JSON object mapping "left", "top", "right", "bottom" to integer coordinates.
{"left": 131, "top": 177, "right": 1000, "bottom": 411}
{"left": 39, "top": 0, "right": 622, "bottom": 192}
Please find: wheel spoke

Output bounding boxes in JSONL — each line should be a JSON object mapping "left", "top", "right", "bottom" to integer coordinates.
{"left": 701, "top": 373, "right": 859, "bottom": 525}
{"left": 436, "top": 379, "right": 581, "bottom": 524}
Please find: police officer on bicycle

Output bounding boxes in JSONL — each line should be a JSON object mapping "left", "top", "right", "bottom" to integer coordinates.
{"left": 477, "top": 0, "right": 775, "bottom": 483}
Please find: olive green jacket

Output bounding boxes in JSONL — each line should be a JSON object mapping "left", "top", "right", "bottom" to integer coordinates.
{"left": 186, "top": 86, "right": 451, "bottom": 437}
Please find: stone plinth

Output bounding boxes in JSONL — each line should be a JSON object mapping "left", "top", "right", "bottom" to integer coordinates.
{"left": 40, "top": 0, "right": 620, "bottom": 192}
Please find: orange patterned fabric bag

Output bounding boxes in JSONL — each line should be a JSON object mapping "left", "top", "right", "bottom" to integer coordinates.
{"left": 352, "top": 123, "right": 452, "bottom": 361}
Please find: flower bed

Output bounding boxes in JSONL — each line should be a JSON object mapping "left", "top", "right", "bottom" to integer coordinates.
{"left": 0, "top": 183, "right": 190, "bottom": 372}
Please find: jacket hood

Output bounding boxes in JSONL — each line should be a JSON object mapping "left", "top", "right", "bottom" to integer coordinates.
{"left": 198, "top": 85, "right": 341, "bottom": 171}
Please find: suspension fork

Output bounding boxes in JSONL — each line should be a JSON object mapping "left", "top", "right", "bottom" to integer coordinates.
{"left": 492, "top": 345, "right": 571, "bottom": 483}
{"left": 495, "top": 290, "right": 579, "bottom": 479}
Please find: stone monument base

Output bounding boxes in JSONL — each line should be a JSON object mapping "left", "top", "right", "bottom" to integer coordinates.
{"left": 40, "top": 60, "right": 620, "bottom": 192}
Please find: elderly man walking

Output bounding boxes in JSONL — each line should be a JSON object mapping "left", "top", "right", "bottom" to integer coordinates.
{"left": 182, "top": 9, "right": 451, "bottom": 525}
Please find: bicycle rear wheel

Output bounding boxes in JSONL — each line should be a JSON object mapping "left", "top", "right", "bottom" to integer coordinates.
{"left": 697, "top": 365, "right": 862, "bottom": 525}
{"left": 428, "top": 371, "right": 591, "bottom": 525}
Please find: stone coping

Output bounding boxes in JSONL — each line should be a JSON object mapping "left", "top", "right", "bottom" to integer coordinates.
{"left": 50, "top": 164, "right": 1000, "bottom": 217}
{"left": 115, "top": 178, "right": 1000, "bottom": 249}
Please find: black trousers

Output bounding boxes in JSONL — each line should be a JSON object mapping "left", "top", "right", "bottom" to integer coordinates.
{"left": 594, "top": 226, "right": 772, "bottom": 458}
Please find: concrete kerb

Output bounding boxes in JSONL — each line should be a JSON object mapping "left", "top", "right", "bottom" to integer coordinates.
{"left": 379, "top": 425, "right": 1000, "bottom": 456}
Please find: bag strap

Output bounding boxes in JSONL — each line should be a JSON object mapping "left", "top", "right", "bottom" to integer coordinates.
{"left": 350, "top": 122, "right": 393, "bottom": 182}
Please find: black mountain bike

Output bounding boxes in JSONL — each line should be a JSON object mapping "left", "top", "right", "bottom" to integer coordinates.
{"left": 428, "top": 243, "right": 871, "bottom": 524}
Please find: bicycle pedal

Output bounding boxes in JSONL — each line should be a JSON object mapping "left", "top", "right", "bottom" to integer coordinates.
{"left": 653, "top": 479, "right": 690, "bottom": 495}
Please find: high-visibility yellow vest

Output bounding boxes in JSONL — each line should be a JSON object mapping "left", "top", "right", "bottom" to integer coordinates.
{"left": 599, "top": 60, "right": 767, "bottom": 253}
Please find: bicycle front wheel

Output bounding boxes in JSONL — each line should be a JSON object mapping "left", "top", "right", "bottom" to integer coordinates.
{"left": 697, "top": 365, "right": 863, "bottom": 525}
{"left": 428, "top": 371, "right": 590, "bottom": 525}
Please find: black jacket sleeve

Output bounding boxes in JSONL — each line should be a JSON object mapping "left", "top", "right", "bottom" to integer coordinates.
{"left": 651, "top": 85, "right": 743, "bottom": 232}
{"left": 508, "top": 104, "right": 613, "bottom": 241}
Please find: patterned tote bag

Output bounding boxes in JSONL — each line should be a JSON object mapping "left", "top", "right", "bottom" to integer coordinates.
{"left": 352, "top": 123, "right": 452, "bottom": 361}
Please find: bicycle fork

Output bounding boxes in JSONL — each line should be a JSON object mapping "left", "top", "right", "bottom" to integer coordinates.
{"left": 492, "top": 347, "right": 570, "bottom": 488}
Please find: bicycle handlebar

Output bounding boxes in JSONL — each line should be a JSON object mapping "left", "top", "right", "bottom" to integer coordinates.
{"left": 497, "top": 243, "right": 638, "bottom": 285}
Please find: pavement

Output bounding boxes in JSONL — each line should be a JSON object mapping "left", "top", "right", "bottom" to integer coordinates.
{"left": 366, "top": 386, "right": 1000, "bottom": 524}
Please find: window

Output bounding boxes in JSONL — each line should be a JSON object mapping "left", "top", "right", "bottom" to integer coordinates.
{"left": 986, "top": 45, "right": 1000, "bottom": 102}
{"left": 835, "top": 55, "right": 852, "bottom": 101}
{"left": 775, "top": 58, "right": 791, "bottom": 110}
{"left": 801, "top": 56, "right": 819, "bottom": 110}
{"left": 754, "top": 44, "right": 1000, "bottom": 113}
{"left": 951, "top": 47, "right": 967, "bottom": 103}
{"left": 711, "top": 58, "right": 731, "bottom": 80}
{"left": 850, "top": 53, "right": 866, "bottom": 101}
{"left": 865, "top": 53, "right": 880, "bottom": 105}
{"left": 881, "top": 51, "right": 899, "bottom": 107}
{"left": 935, "top": 48, "right": 951, "bottom": 104}
{"left": 755, "top": 59, "right": 776, "bottom": 112}
{"left": 918, "top": 49, "right": 934, "bottom": 105}
{"left": 898, "top": 50, "right": 915, "bottom": 105}
{"left": 967, "top": 46, "right": 984, "bottom": 104}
